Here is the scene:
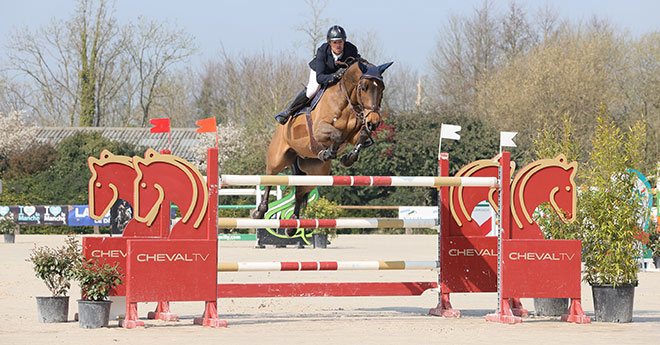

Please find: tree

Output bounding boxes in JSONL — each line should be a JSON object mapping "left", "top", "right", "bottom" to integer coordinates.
{"left": 296, "top": 0, "right": 331, "bottom": 56}
{"left": 124, "top": 18, "right": 196, "bottom": 126}
{"left": 475, "top": 23, "right": 628, "bottom": 163}
{"left": 3, "top": 0, "right": 196, "bottom": 128}
{"left": 4, "top": 0, "right": 120, "bottom": 126}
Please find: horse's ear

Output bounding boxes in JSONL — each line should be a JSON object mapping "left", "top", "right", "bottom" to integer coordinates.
{"left": 358, "top": 61, "right": 369, "bottom": 74}
{"left": 377, "top": 62, "right": 394, "bottom": 75}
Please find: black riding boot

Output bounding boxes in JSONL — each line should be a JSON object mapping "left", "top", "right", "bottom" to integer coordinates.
{"left": 274, "top": 89, "right": 309, "bottom": 125}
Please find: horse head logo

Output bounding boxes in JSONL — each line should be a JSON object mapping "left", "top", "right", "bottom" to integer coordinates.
{"left": 511, "top": 154, "right": 578, "bottom": 230}
{"left": 88, "top": 150, "right": 134, "bottom": 220}
{"left": 132, "top": 149, "right": 207, "bottom": 228}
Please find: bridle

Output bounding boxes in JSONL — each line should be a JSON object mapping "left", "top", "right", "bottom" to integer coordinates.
{"left": 339, "top": 71, "right": 384, "bottom": 137}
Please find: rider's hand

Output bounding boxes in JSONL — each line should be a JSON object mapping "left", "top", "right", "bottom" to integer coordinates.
{"left": 333, "top": 67, "right": 347, "bottom": 81}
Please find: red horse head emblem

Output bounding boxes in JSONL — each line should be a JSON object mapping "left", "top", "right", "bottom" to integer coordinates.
{"left": 132, "top": 149, "right": 208, "bottom": 230}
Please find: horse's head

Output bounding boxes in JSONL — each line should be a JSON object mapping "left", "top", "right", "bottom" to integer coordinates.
{"left": 88, "top": 150, "right": 134, "bottom": 220}
{"left": 548, "top": 155, "right": 578, "bottom": 223}
{"left": 132, "top": 149, "right": 165, "bottom": 227}
{"left": 354, "top": 61, "right": 393, "bottom": 132}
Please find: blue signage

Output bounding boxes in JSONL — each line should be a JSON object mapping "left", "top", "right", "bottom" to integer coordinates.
{"left": 67, "top": 205, "right": 110, "bottom": 226}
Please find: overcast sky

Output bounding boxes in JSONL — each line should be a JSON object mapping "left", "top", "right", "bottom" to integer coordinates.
{"left": 2, "top": 0, "right": 660, "bottom": 73}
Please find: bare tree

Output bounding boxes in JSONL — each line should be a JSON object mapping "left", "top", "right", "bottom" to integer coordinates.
{"left": 124, "top": 18, "right": 196, "bottom": 126}
{"left": 4, "top": 0, "right": 121, "bottom": 126}
{"left": 296, "top": 0, "right": 331, "bottom": 56}
{"left": 499, "top": 1, "right": 536, "bottom": 61}
{"left": 352, "top": 30, "right": 385, "bottom": 63}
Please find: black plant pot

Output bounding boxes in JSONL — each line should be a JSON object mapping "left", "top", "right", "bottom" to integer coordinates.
{"left": 533, "top": 298, "right": 569, "bottom": 316}
{"left": 3, "top": 233, "right": 15, "bottom": 243}
{"left": 654, "top": 257, "right": 660, "bottom": 270}
{"left": 591, "top": 282, "right": 636, "bottom": 323}
{"left": 312, "top": 234, "right": 328, "bottom": 248}
{"left": 78, "top": 300, "right": 112, "bottom": 328}
{"left": 36, "top": 296, "right": 69, "bottom": 323}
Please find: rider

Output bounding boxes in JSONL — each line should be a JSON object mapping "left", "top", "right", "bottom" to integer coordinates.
{"left": 274, "top": 25, "right": 361, "bottom": 125}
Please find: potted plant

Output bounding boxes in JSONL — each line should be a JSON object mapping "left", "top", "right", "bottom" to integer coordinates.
{"left": 302, "top": 197, "right": 342, "bottom": 248}
{"left": 25, "top": 235, "right": 81, "bottom": 322}
{"left": 532, "top": 115, "right": 580, "bottom": 316}
{"left": 574, "top": 109, "right": 648, "bottom": 323}
{"left": 1, "top": 216, "right": 17, "bottom": 243}
{"left": 75, "top": 258, "right": 123, "bottom": 329}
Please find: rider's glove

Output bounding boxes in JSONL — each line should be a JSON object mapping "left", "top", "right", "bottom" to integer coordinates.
{"left": 333, "top": 67, "right": 347, "bottom": 81}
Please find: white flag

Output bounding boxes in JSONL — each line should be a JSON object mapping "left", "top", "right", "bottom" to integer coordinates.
{"left": 440, "top": 124, "right": 461, "bottom": 140}
{"left": 500, "top": 131, "right": 518, "bottom": 147}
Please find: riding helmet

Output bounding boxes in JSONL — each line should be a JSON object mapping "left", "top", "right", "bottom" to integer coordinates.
{"left": 327, "top": 25, "right": 347, "bottom": 42}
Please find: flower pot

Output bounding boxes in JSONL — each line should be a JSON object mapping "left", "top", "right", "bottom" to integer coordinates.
{"left": 78, "top": 300, "right": 112, "bottom": 329}
{"left": 36, "top": 296, "right": 69, "bottom": 323}
{"left": 313, "top": 233, "right": 328, "bottom": 248}
{"left": 591, "top": 283, "right": 636, "bottom": 323}
{"left": 3, "top": 233, "right": 15, "bottom": 243}
{"left": 533, "top": 298, "right": 569, "bottom": 316}
{"left": 654, "top": 257, "right": 660, "bottom": 270}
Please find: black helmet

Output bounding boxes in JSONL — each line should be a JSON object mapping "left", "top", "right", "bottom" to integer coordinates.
{"left": 327, "top": 25, "right": 347, "bottom": 42}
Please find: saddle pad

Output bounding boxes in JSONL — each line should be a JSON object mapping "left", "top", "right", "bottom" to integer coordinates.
{"left": 293, "top": 84, "right": 327, "bottom": 118}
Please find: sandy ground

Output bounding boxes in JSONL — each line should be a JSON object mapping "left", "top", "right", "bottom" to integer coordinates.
{"left": 2, "top": 234, "right": 660, "bottom": 345}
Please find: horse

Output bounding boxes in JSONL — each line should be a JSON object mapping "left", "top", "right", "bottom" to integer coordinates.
{"left": 251, "top": 60, "right": 393, "bottom": 235}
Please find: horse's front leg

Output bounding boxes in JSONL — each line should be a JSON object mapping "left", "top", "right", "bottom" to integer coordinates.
{"left": 340, "top": 128, "right": 371, "bottom": 168}
{"left": 251, "top": 185, "right": 272, "bottom": 219}
{"left": 316, "top": 123, "right": 343, "bottom": 162}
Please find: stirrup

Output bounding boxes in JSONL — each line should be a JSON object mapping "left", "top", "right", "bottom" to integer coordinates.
{"left": 274, "top": 111, "right": 289, "bottom": 125}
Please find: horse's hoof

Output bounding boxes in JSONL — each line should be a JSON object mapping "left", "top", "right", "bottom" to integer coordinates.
{"left": 250, "top": 209, "right": 265, "bottom": 219}
{"left": 285, "top": 228, "right": 297, "bottom": 237}
{"left": 340, "top": 153, "right": 358, "bottom": 168}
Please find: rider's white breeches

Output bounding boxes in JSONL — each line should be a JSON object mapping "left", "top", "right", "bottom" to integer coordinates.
{"left": 306, "top": 69, "right": 320, "bottom": 98}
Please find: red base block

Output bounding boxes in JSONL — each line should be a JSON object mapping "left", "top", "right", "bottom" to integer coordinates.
{"left": 510, "top": 298, "right": 529, "bottom": 317}
{"left": 147, "top": 301, "right": 179, "bottom": 321}
{"left": 560, "top": 299, "right": 591, "bottom": 324}
{"left": 429, "top": 293, "right": 460, "bottom": 317}
{"left": 192, "top": 301, "right": 227, "bottom": 328}
{"left": 485, "top": 299, "right": 522, "bottom": 324}
{"left": 218, "top": 282, "right": 437, "bottom": 298}
{"left": 120, "top": 302, "right": 145, "bottom": 329}
{"left": 485, "top": 312, "right": 523, "bottom": 324}
{"left": 119, "top": 319, "right": 146, "bottom": 328}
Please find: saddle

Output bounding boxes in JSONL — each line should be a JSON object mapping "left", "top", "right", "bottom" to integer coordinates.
{"left": 292, "top": 84, "right": 327, "bottom": 119}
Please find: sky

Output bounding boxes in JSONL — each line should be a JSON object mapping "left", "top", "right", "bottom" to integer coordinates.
{"left": 2, "top": 0, "right": 660, "bottom": 73}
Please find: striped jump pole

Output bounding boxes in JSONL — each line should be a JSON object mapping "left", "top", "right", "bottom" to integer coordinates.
{"left": 218, "top": 218, "right": 438, "bottom": 229}
{"left": 218, "top": 260, "right": 439, "bottom": 272}
{"left": 220, "top": 175, "right": 498, "bottom": 188}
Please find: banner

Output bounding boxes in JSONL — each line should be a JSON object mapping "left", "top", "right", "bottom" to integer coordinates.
{"left": 68, "top": 205, "right": 110, "bottom": 226}
{"left": 43, "top": 205, "right": 68, "bottom": 225}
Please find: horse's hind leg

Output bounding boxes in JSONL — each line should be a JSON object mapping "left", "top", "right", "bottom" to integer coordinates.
{"left": 284, "top": 158, "right": 332, "bottom": 236}
{"left": 284, "top": 185, "right": 315, "bottom": 237}
{"left": 251, "top": 131, "right": 296, "bottom": 219}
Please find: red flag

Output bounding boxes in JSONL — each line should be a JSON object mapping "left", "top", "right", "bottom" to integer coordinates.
{"left": 196, "top": 117, "right": 216, "bottom": 133}
{"left": 150, "top": 118, "right": 170, "bottom": 133}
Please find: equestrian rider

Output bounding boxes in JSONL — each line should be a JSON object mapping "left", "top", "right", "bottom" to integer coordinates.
{"left": 274, "top": 25, "right": 360, "bottom": 125}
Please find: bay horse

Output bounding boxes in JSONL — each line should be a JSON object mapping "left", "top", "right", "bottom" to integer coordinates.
{"left": 252, "top": 60, "right": 393, "bottom": 235}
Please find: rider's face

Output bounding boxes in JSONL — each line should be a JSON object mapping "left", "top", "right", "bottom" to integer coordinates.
{"left": 329, "top": 40, "right": 345, "bottom": 55}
